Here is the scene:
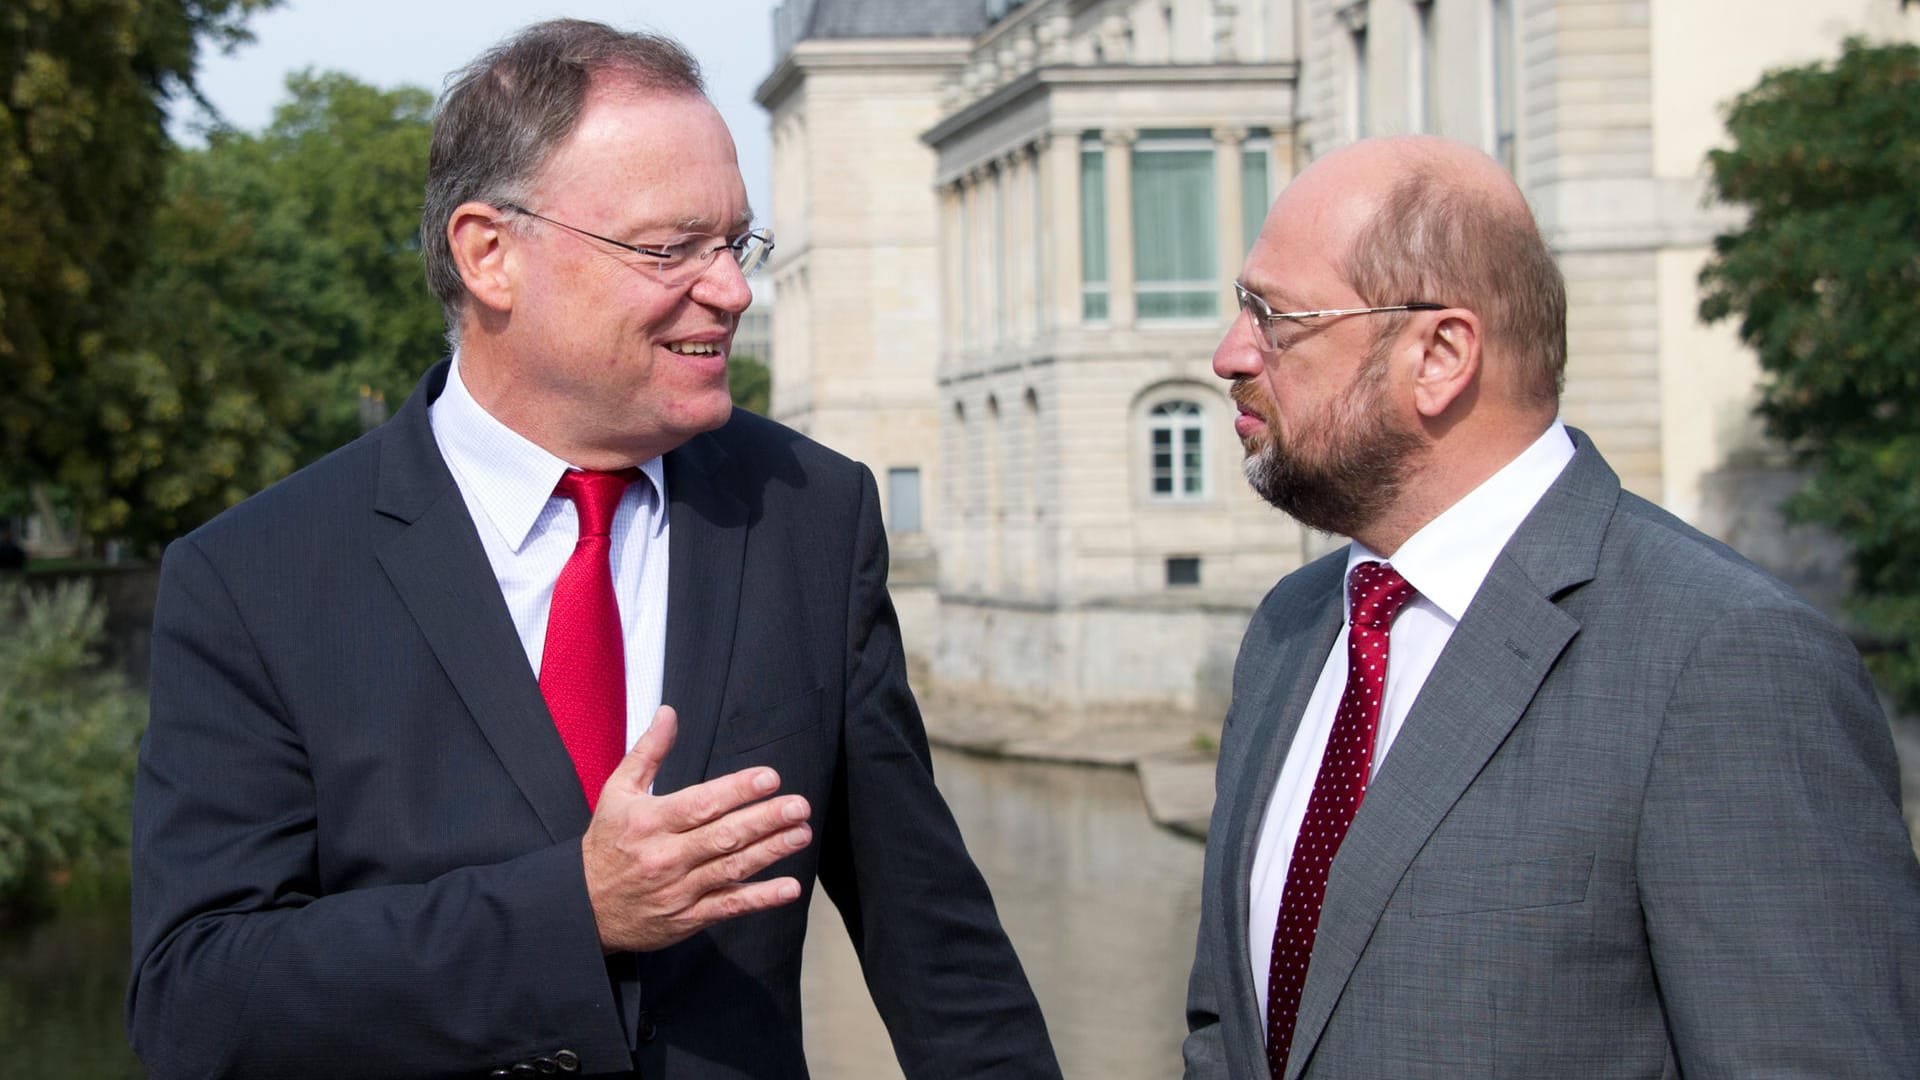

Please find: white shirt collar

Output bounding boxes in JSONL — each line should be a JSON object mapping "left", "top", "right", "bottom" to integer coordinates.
{"left": 432, "top": 353, "right": 668, "bottom": 553}
{"left": 1348, "top": 421, "right": 1575, "bottom": 621}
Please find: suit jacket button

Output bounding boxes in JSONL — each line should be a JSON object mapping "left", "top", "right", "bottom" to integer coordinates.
{"left": 637, "top": 1012, "right": 658, "bottom": 1042}
{"left": 553, "top": 1050, "right": 580, "bottom": 1072}
{"left": 511, "top": 1065, "right": 538, "bottom": 1078}
{"left": 533, "top": 1057, "right": 559, "bottom": 1075}
{"left": 489, "top": 1071, "right": 510, "bottom": 1079}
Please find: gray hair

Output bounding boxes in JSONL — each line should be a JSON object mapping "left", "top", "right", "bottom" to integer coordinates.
{"left": 421, "top": 19, "right": 705, "bottom": 342}
{"left": 1342, "top": 171, "right": 1568, "bottom": 408}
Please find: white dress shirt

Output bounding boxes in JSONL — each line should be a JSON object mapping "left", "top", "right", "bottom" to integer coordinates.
{"left": 428, "top": 355, "right": 671, "bottom": 753}
{"left": 1247, "top": 422, "right": 1576, "bottom": 1024}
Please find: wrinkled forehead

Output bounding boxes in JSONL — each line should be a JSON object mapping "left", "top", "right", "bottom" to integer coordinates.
{"left": 534, "top": 83, "right": 750, "bottom": 229}
{"left": 1241, "top": 178, "right": 1372, "bottom": 306}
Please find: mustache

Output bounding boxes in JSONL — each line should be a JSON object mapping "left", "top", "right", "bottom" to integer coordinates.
{"left": 1229, "top": 377, "right": 1270, "bottom": 423}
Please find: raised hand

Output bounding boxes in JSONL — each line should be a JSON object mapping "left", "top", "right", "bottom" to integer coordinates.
{"left": 581, "top": 705, "right": 812, "bottom": 952}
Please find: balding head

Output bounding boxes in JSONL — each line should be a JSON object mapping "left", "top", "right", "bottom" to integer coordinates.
{"left": 1273, "top": 136, "right": 1567, "bottom": 410}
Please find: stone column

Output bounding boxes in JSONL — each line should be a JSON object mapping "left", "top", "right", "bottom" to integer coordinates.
{"left": 1103, "top": 128, "right": 1137, "bottom": 329}
{"left": 967, "top": 170, "right": 983, "bottom": 351}
{"left": 938, "top": 181, "right": 962, "bottom": 355}
{"left": 1214, "top": 127, "right": 1248, "bottom": 304}
{"left": 984, "top": 165, "right": 1001, "bottom": 349}
{"left": 1043, "top": 132, "right": 1080, "bottom": 333}
{"left": 1021, "top": 139, "right": 1036, "bottom": 340}
{"left": 1003, "top": 149, "right": 1031, "bottom": 345}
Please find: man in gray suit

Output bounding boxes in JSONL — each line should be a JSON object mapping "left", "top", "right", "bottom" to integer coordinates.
{"left": 1185, "top": 134, "right": 1920, "bottom": 1078}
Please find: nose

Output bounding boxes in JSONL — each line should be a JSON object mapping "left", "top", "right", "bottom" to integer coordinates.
{"left": 688, "top": 251, "right": 754, "bottom": 315}
{"left": 1213, "top": 311, "right": 1265, "bottom": 382}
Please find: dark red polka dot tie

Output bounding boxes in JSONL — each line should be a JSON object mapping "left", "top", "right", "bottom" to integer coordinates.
{"left": 540, "top": 468, "right": 640, "bottom": 811}
{"left": 1265, "top": 561, "right": 1419, "bottom": 1078}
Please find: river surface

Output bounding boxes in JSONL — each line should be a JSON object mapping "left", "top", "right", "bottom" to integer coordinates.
{"left": 801, "top": 748, "right": 1204, "bottom": 1077}
{"left": 0, "top": 748, "right": 1204, "bottom": 1077}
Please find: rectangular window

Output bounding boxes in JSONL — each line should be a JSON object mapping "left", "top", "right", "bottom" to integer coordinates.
{"left": 1151, "top": 427, "right": 1174, "bottom": 496}
{"left": 887, "top": 467, "right": 923, "bottom": 534}
{"left": 1349, "top": 24, "right": 1370, "bottom": 139}
{"left": 1166, "top": 556, "right": 1201, "bottom": 587}
{"left": 1133, "top": 132, "right": 1216, "bottom": 321}
{"left": 1080, "top": 137, "right": 1109, "bottom": 322}
{"left": 1490, "top": 0, "right": 1517, "bottom": 171}
{"left": 1180, "top": 427, "right": 1203, "bottom": 497}
{"left": 1241, "top": 134, "right": 1271, "bottom": 257}
{"left": 1412, "top": 0, "right": 1436, "bottom": 132}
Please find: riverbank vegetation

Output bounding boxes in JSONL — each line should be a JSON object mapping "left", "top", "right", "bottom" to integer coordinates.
{"left": 0, "top": 580, "right": 146, "bottom": 925}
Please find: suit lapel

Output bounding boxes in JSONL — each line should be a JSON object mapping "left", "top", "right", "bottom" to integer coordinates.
{"left": 653, "top": 429, "right": 749, "bottom": 796}
{"left": 1284, "top": 432, "right": 1619, "bottom": 1079}
{"left": 372, "top": 361, "right": 590, "bottom": 842}
{"left": 1218, "top": 556, "right": 1348, "bottom": 1063}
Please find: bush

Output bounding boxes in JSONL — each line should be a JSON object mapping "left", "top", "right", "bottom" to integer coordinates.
{"left": 1699, "top": 38, "right": 1920, "bottom": 711}
{"left": 0, "top": 579, "right": 147, "bottom": 922}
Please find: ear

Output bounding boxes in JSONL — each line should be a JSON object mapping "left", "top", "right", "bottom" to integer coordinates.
{"left": 447, "top": 201, "right": 516, "bottom": 315}
{"left": 1410, "top": 309, "right": 1481, "bottom": 419}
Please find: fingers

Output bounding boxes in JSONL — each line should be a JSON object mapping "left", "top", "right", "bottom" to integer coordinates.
{"left": 606, "top": 705, "right": 677, "bottom": 795}
{"left": 688, "top": 877, "right": 805, "bottom": 925}
{"left": 670, "top": 825, "right": 812, "bottom": 920}
{"left": 655, "top": 763, "right": 795, "bottom": 833}
{"left": 629, "top": 877, "right": 806, "bottom": 953}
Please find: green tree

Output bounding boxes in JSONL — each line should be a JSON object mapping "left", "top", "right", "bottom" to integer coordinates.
{"left": 729, "top": 352, "right": 771, "bottom": 415}
{"left": 92, "top": 70, "right": 440, "bottom": 547}
{"left": 1699, "top": 37, "right": 1920, "bottom": 710}
{"left": 0, "top": 579, "right": 146, "bottom": 923}
{"left": 0, "top": 0, "right": 279, "bottom": 541}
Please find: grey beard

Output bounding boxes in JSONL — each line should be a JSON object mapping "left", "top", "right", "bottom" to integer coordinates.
{"left": 1241, "top": 419, "right": 1420, "bottom": 539}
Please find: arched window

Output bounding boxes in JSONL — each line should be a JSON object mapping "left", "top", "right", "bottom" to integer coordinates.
{"left": 1148, "top": 399, "right": 1206, "bottom": 500}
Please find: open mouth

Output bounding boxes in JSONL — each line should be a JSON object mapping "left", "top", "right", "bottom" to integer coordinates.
{"left": 664, "top": 341, "right": 722, "bottom": 356}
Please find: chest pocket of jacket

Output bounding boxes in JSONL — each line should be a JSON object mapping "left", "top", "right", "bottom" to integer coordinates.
{"left": 717, "top": 685, "right": 824, "bottom": 755}
{"left": 1407, "top": 851, "right": 1594, "bottom": 917}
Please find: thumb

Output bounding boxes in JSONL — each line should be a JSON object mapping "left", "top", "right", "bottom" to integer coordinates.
{"left": 608, "top": 704, "right": 677, "bottom": 795}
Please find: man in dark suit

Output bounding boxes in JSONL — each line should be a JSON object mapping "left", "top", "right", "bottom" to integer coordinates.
{"left": 1185, "top": 135, "right": 1920, "bottom": 1078}
{"left": 128, "top": 20, "right": 1058, "bottom": 1079}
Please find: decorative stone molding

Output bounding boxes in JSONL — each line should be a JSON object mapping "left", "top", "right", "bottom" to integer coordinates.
{"left": 1213, "top": 1, "right": 1240, "bottom": 62}
{"left": 1336, "top": 0, "right": 1369, "bottom": 35}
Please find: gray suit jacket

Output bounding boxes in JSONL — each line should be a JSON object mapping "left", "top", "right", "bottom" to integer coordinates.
{"left": 1185, "top": 431, "right": 1920, "bottom": 1078}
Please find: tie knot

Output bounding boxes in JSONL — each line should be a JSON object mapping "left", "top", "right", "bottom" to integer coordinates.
{"left": 1347, "top": 561, "right": 1418, "bottom": 630}
{"left": 553, "top": 468, "right": 641, "bottom": 538}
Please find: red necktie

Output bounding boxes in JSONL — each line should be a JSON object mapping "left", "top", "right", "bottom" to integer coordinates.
{"left": 1265, "top": 561, "right": 1419, "bottom": 1078}
{"left": 540, "top": 468, "right": 640, "bottom": 811}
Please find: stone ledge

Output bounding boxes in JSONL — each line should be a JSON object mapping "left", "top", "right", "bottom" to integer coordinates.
{"left": 921, "top": 689, "right": 1217, "bottom": 841}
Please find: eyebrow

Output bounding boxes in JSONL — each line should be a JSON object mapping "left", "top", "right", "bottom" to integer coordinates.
{"left": 1240, "top": 277, "right": 1309, "bottom": 312}
{"left": 664, "top": 207, "right": 758, "bottom": 234}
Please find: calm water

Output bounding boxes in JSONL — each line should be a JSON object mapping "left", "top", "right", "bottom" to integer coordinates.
{"left": 801, "top": 748, "right": 1205, "bottom": 1078}
{"left": 0, "top": 749, "right": 1203, "bottom": 1076}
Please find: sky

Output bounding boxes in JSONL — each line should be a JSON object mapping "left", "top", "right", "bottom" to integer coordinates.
{"left": 182, "top": 0, "right": 783, "bottom": 221}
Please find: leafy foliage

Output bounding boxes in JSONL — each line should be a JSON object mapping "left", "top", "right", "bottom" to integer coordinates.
{"left": 0, "top": 579, "right": 146, "bottom": 921}
{"left": 728, "top": 352, "right": 771, "bottom": 415}
{"left": 1699, "top": 37, "right": 1920, "bottom": 710}
{"left": 97, "top": 71, "right": 440, "bottom": 548}
{"left": 0, "top": 0, "right": 279, "bottom": 541}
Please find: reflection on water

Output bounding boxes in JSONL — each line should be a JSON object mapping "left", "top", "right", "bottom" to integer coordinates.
{"left": 0, "top": 907, "right": 142, "bottom": 1078}
{"left": 801, "top": 748, "right": 1204, "bottom": 1078}
{"left": 1, "top": 750, "right": 1202, "bottom": 1077}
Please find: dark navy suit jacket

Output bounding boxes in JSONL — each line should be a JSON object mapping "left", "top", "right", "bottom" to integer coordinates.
{"left": 128, "top": 361, "right": 1058, "bottom": 1079}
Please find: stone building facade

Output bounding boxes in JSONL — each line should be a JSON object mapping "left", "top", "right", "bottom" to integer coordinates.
{"left": 920, "top": 0, "right": 1302, "bottom": 720}
{"left": 758, "top": 0, "right": 1920, "bottom": 724}
{"left": 757, "top": 1, "right": 991, "bottom": 654}
{"left": 1295, "top": 0, "right": 1918, "bottom": 603}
